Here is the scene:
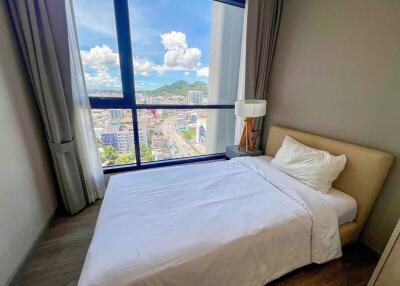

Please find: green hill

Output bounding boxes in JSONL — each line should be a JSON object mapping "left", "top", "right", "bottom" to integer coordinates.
{"left": 150, "top": 80, "right": 208, "bottom": 97}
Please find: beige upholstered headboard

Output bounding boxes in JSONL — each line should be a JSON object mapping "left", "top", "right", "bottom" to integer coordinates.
{"left": 266, "top": 126, "right": 394, "bottom": 245}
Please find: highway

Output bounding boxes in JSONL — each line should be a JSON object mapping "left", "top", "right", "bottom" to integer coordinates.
{"left": 160, "top": 115, "right": 201, "bottom": 158}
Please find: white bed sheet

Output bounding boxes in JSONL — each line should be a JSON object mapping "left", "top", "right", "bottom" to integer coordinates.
{"left": 79, "top": 156, "right": 342, "bottom": 286}
{"left": 263, "top": 156, "right": 357, "bottom": 226}
{"left": 320, "top": 188, "right": 357, "bottom": 225}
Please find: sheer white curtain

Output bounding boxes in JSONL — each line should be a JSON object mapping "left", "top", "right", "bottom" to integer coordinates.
{"left": 234, "top": 2, "right": 248, "bottom": 144}
{"left": 66, "top": 0, "right": 105, "bottom": 202}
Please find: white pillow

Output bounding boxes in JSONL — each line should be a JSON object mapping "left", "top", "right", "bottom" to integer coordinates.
{"left": 271, "top": 136, "right": 347, "bottom": 194}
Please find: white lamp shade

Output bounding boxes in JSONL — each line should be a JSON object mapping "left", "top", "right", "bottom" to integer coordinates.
{"left": 235, "top": 100, "right": 267, "bottom": 117}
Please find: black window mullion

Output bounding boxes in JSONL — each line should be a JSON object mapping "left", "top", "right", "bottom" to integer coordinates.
{"left": 89, "top": 97, "right": 130, "bottom": 109}
{"left": 113, "top": 0, "right": 141, "bottom": 166}
{"left": 213, "top": 0, "right": 245, "bottom": 8}
{"left": 136, "top": 104, "right": 235, "bottom": 109}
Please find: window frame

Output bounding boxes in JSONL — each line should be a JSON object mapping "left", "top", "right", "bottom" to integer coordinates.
{"left": 89, "top": 0, "right": 242, "bottom": 174}
{"left": 213, "top": 0, "right": 245, "bottom": 8}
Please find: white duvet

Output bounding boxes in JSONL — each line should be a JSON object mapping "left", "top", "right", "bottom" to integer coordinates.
{"left": 78, "top": 156, "right": 342, "bottom": 286}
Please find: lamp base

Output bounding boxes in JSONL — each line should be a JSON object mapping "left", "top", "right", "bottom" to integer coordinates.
{"left": 238, "top": 117, "right": 254, "bottom": 152}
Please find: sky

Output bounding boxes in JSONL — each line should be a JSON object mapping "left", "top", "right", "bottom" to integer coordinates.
{"left": 73, "top": 0, "right": 212, "bottom": 91}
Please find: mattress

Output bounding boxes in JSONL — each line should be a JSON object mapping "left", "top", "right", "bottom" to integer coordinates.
{"left": 263, "top": 156, "right": 358, "bottom": 226}
{"left": 79, "top": 156, "right": 342, "bottom": 286}
{"left": 320, "top": 188, "right": 357, "bottom": 225}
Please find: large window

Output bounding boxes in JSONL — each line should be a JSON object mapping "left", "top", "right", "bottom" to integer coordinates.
{"left": 74, "top": 0, "right": 244, "bottom": 172}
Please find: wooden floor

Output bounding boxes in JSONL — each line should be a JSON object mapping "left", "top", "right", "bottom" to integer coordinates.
{"left": 16, "top": 200, "right": 378, "bottom": 286}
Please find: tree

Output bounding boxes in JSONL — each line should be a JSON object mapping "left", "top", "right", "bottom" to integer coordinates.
{"left": 140, "top": 144, "right": 155, "bottom": 162}
{"left": 100, "top": 144, "right": 154, "bottom": 165}
{"left": 116, "top": 152, "right": 135, "bottom": 165}
{"left": 101, "top": 145, "right": 118, "bottom": 164}
{"left": 96, "top": 137, "right": 102, "bottom": 148}
{"left": 181, "top": 129, "right": 195, "bottom": 140}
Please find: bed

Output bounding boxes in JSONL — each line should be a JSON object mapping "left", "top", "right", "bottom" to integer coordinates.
{"left": 78, "top": 126, "right": 393, "bottom": 286}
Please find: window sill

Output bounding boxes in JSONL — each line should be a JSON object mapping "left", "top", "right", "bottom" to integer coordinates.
{"left": 103, "top": 153, "right": 226, "bottom": 174}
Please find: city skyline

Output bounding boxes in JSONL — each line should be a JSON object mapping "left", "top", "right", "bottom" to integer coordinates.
{"left": 92, "top": 89, "right": 210, "bottom": 166}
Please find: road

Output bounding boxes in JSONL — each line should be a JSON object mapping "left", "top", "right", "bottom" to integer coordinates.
{"left": 160, "top": 115, "right": 201, "bottom": 158}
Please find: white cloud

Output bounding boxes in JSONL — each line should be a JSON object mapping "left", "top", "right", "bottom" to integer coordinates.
{"left": 81, "top": 45, "right": 155, "bottom": 77}
{"left": 81, "top": 45, "right": 121, "bottom": 89}
{"left": 138, "top": 31, "right": 204, "bottom": 75}
{"left": 133, "top": 57, "right": 156, "bottom": 76}
{"left": 84, "top": 71, "right": 121, "bottom": 90}
{"left": 159, "top": 31, "right": 202, "bottom": 72}
{"left": 161, "top": 31, "right": 188, "bottom": 50}
{"left": 81, "top": 45, "right": 119, "bottom": 71}
{"left": 80, "top": 31, "right": 207, "bottom": 88}
{"left": 196, "top": 67, "right": 209, "bottom": 77}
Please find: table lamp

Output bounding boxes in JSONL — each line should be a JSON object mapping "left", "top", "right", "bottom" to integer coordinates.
{"left": 235, "top": 99, "right": 267, "bottom": 152}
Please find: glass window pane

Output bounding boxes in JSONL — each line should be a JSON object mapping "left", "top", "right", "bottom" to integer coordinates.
{"left": 92, "top": 109, "right": 136, "bottom": 166}
{"left": 73, "top": 0, "right": 123, "bottom": 98}
{"left": 129, "top": 0, "right": 244, "bottom": 105}
{"left": 138, "top": 109, "right": 235, "bottom": 162}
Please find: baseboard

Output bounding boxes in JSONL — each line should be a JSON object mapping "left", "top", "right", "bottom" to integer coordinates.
{"left": 6, "top": 213, "right": 55, "bottom": 286}
{"left": 360, "top": 239, "right": 383, "bottom": 256}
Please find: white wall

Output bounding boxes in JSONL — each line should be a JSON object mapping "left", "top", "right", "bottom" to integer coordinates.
{"left": 0, "top": 2, "right": 57, "bottom": 285}
{"left": 206, "top": 2, "right": 244, "bottom": 153}
{"left": 263, "top": 0, "right": 400, "bottom": 252}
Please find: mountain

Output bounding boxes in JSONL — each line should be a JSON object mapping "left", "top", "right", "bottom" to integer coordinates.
{"left": 149, "top": 80, "right": 208, "bottom": 97}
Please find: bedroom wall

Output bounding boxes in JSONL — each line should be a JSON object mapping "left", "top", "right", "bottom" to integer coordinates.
{"left": 0, "top": 2, "right": 57, "bottom": 285}
{"left": 262, "top": 0, "right": 400, "bottom": 253}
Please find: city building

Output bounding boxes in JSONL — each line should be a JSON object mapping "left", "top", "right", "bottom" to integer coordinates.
{"left": 196, "top": 117, "right": 207, "bottom": 146}
{"left": 101, "top": 129, "right": 134, "bottom": 154}
{"left": 110, "top": 109, "right": 123, "bottom": 128}
{"left": 187, "top": 90, "right": 203, "bottom": 104}
{"left": 98, "top": 109, "right": 148, "bottom": 154}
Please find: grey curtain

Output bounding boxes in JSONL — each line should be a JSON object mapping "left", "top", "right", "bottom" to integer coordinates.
{"left": 7, "top": 0, "right": 104, "bottom": 214}
{"left": 245, "top": 0, "right": 283, "bottom": 148}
